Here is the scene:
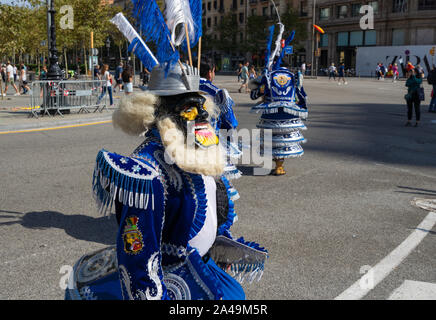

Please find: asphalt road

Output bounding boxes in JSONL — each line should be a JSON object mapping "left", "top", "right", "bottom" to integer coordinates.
{"left": 1, "top": 76, "right": 435, "bottom": 300}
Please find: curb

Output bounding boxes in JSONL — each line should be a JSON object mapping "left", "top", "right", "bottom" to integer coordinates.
{"left": 0, "top": 114, "right": 113, "bottom": 132}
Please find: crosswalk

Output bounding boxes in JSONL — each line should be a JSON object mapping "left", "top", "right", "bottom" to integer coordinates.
{"left": 388, "top": 280, "right": 436, "bottom": 300}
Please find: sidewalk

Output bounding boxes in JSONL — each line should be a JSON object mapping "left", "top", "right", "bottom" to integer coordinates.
{"left": 0, "top": 85, "right": 123, "bottom": 132}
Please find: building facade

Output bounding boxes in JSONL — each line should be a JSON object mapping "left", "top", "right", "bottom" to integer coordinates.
{"left": 299, "top": 0, "right": 436, "bottom": 73}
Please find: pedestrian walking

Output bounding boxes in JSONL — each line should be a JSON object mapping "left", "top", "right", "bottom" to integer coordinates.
{"left": 236, "top": 63, "right": 242, "bottom": 82}
{"left": 328, "top": 63, "right": 337, "bottom": 80}
{"left": 122, "top": 65, "right": 133, "bottom": 95}
{"left": 427, "top": 65, "right": 436, "bottom": 112}
{"left": 238, "top": 61, "right": 250, "bottom": 93}
{"left": 4, "top": 61, "right": 20, "bottom": 96}
{"left": 13, "top": 64, "right": 17, "bottom": 82}
{"left": 301, "top": 62, "right": 306, "bottom": 75}
{"left": 93, "top": 64, "right": 100, "bottom": 79}
{"left": 392, "top": 63, "right": 399, "bottom": 83}
{"left": 337, "top": 62, "right": 347, "bottom": 85}
{"left": 19, "top": 63, "right": 30, "bottom": 94}
{"left": 114, "top": 61, "right": 123, "bottom": 93}
{"left": 404, "top": 69, "right": 422, "bottom": 127}
{"left": 249, "top": 65, "right": 257, "bottom": 80}
{"left": 141, "top": 67, "right": 150, "bottom": 85}
{"left": 379, "top": 63, "right": 386, "bottom": 80}
{"left": 96, "top": 64, "right": 114, "bottom": 107}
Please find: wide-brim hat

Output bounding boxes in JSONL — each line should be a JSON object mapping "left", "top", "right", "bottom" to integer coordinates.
{"left": 145, "top": 63, "right": 205, "bottom": 96}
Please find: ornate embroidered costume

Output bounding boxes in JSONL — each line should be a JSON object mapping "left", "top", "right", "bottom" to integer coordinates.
{"left": 65, "top": 1, "right": 267, "bottom": 300}
{"left": 249, "top": 25, "right": 308, "bottom": 175}
{"left": 200, "top": 77, "right": 242, "bottom": 180}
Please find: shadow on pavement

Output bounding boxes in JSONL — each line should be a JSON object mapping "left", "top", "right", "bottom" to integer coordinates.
{"left": 0, "top": 209, "right": 117, "bottom": 245}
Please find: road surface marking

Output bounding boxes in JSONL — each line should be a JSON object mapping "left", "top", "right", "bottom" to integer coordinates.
{"left": 0, "top": 120, "right": 112, "bottom": 135}
{"left": 335, "top": 210, "right": 436, "bottom": 300}
{"left": 388, "top": 280, "right": 436, "bottom": 300}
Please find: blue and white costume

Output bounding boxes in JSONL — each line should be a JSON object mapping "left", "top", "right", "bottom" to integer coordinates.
{"left": 65, "top": 1, "right": 267, "bottom": 299}
{"left": 200, "top": 78, "right": 242, "bottom": 180}
{"left": 249, "top": 22, "right": 308, "bottom": 174}
{"left": 250, "top": 68, "right": 308, "bottom": 159}
{"left": 65, "top": 130, "right": 267, "bottom": 300}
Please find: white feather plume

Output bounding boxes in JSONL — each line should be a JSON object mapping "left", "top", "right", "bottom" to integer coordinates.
{"left": 164, "top": 0, "right": 195, "bottom": 46}
{"left": 267, "top": 22, "right": 284, "bottom": 69}
{"left": 110, "top": 12, "right": 158, "bottom": 65}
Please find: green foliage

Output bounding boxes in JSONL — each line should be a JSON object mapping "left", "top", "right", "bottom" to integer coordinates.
{"left": 0, "top": 0, "right": 125, "bottom": 58}
{"left": 281, "top": 5, "right": 308, "bottom": 51}
{"left": 215, "top": 13, "right": 238, "bottom": 54}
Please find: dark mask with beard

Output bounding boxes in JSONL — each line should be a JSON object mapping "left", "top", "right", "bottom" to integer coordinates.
{"left": 157, "top": 92, "right": 219, "bottom": 148}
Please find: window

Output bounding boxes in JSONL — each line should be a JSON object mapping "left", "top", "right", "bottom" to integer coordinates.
{"left": 240, "top": 33, "right": 244, "bottom": 42}
{"left": 208, "top": 2, "right": 211, "bottom": 11}
{"left": 392, "top": 29, "right": 404, "bottom": 45}
{"left": 214, "top": 16, "right": 217, "bottom": 26}
{"left": 251, "top": 8, "right": 256, "bottom": 15}
{"left": 364, "top": 30, "right": 376, "bottom": 45}
{"left": 320, "top": 33, "right": 328, "bottom": 47}
{"left": 320, "top": 7, "right": 330, "bottom": 20}
{"left": 337, "top": 5, "right": 348, "bottom": 18}
{"left": 239, "top": 12, "right": 244, "bottom": 24}
{"left": 300, "top": 1, "right": 308, "bottom": 16}
{"left": 270, "top": 5, "right": 275, "bottom": 17}
{"left": 262, "top": 6, "right": 268, "bottom": 16}
{"left": 418, "top": 0, "right": 436, "bottom": 10}
{"left": 393, "top": 0, "right": 408, "bottom": 12}
{"left": 214, "top": 1, "right": 217, "bottom": 10}
{"left": 232, "top": 0, "right": 237, "bottom": 9}
{"left": 350, "top": 31, "right": 363, "bottom": 46}
{"left": 337, "top": 32, "right": 349, "bottom": 46}
{"left": 240, "top": 0, "right": 244, "bottom": 5}
{"left": 368, "top": 1, "right": 379, "bottom": 14}
{"left": 351, "top": 3, "right": 362, "bottom": 16}
{"left": 207, "top": 17, "right": 211, "bottom": 27}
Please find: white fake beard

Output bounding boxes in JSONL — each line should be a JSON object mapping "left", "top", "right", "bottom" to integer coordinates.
{"left": 157, "top": 117, "right": 225, "bottom": 177}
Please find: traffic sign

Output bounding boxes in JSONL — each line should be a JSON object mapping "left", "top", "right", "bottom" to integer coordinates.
{"left": 284, "top": 45, "right": 293, "bottom": 55}
{"left": 91, "top": 48, "right": 99, "bottom": 56}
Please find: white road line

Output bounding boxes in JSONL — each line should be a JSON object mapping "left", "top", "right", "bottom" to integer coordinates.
{"left": 388, "top": 280, "right": 436, "bottom": 300}
{"left": 335, "top": 211, "right": 436, "bottom": 300}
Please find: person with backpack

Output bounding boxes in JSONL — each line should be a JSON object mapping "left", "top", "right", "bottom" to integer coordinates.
{"left": 405, "top": 69, "right": 423, "bottom": 127}
{"left": 428, "top": 65, "right": 436, "bottom": 112}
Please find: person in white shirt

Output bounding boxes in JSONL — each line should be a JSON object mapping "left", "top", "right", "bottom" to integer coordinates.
{"left": 4, "top": 61, "right": 20, "bottom": 96}
{"left": 96, "top": 64, "right": 113, "bottom": 106}
{"left": 328, "top": 63, "right": 337, "bottom": 80}
{"left": 19, "top": 63, "right": 30, "bottom": 94}
{"left": 13, "top": 65, "right": 17, "bottom": 82}
{"left": 301, "top": 62, "right": 306, "bottom": 75}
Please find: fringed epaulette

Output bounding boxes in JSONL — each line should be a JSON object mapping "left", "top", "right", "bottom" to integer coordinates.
{"left": 209, "top": 235, "right": 268, "bottom": 284}
{"left": 92, "top": 149, "right": 162, "bottom": 216}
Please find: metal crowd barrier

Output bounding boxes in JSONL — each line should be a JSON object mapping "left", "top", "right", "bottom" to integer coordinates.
{"left": 29, "top": 80, "right": 108, "bottom": 118}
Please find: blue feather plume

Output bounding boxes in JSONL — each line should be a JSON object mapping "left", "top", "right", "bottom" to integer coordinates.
{"left": 132, "top": 0, "right": 179, "bottom": 70}
{"left": 182, "top": 0, "right": 202, "bottom": 51}
{"left": 128, "top": 38, "right": 159, "bottom": 71}
{"left": 264, "top": 25, "right": 275, "bottom": 68}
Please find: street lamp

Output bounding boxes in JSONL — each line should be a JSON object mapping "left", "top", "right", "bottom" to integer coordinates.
{"left": 311, "top": 0, "right": 316, "bottom": 77}
{"left": 46, "top": 0, "right": 62, "bottom": 80}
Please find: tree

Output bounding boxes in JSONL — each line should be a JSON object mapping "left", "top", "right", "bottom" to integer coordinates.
{"left": 215, "top": 13, "right": 238, "bottom": 55}
{"left": 281, "top": 5, "right": 308, "bottom": 52}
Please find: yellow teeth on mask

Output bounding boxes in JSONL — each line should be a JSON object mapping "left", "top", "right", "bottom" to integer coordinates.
{"left": 195, "top": 132, "right": 219, "bottom": 147}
